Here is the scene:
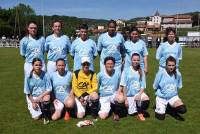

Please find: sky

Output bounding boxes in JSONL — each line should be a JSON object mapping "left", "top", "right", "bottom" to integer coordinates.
{"left": 0, "top": 0, "right": 200, "bottom": 20}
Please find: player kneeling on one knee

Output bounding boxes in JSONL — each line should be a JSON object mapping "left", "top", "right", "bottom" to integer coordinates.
{"left": 153, "top": 56, "right": 187, "bottom": 120}
{"left": 120, "top": 53, "right": 150, "bottom": 121}
{"left": 50, "top": 58, "right": 75, "bottom": 121}
{"left": 24, "top": 58, "right": 52, "bottom": 124}
{"left": 97, "top": 56, "right": 125, "bottom": 121}
{"left": 72, "top": 57, "right": 99, "bottom": 119}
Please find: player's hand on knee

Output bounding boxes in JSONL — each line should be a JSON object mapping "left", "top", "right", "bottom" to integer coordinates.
{"left": 32, "top": 102, "right": 39, "bottom": 110}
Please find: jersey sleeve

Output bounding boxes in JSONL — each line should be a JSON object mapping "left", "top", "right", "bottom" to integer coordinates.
{"left": 70, "top": 41, "right": 75, "bottom": 57}
{"left": 87, "top": 73, "right": 98, "bottom": 94}
{"left": 178, "top": 44, "right": 182, "bottom": 60}
{"left": 153, "top": 71, "right": 162, "bottom": 90}
{"left": 140, "top": 71, "right": 146, "bottom": 89}
{"left": 97, "top": 35, "right": 103, "bottom": 52}
{"left": 66, "top": 36, "right": 71, "bottom": 54}
{"left": 156, "top": 44, "right": 162, "bottom": 60}
{"left": 92, "top": 41, "right": 98, "bottom": 57}
{"left": 41, "top": 37, "right": 45, "bottom": 54}
{"left": 20, "top": 37, "right": 27, "bottom": 57}
{"left": 177, "top": 72, "right": 183, "bottom": 89}
{"left": 120, "top": 34, "right": 125, "bottom": 58}
{"left": 143, "top": 42, "right": 148, "bottom": 56}
{"left": 120, "top": 70, "right": 127, "bottom": 87}
{"left": 45, "top": 73, "right": 52, "bottom": 92}
{"left": 24, "top": 77, "right": 31, "bottom": 95}
{"left": 45, "top": 36, "right": 50, "bottom": 52}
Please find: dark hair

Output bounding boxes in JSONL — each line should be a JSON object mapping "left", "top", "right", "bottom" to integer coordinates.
{"left": 26, "top": 20, "right": 41, "bottom": 39}
{"left": 29, "top": 58, "right": 42, "bottom": 78}
{"left": 131, "top": 53, "right": 142, "bottom": 81}
{"left": 166, "top": 56, "right": 177, "bottom": 79}
{"left": 56, "top": 58, "right": 65, "bottom": 65}
{"left": 108, "top": 19, "right": 117, "bottom": 27}
{"left": 79, "top": 23, "right": 88, "bottom": 30}
{"left": 52, "top": 20, "right": 62, "bottom": 27}
{"left": 165, "top": 27, "right": 176, "bottom": 36}
{"left": 104, "top": 56, "right": 115, "bottom": 65}
{"left": 129, "top": 26, "right": 139, "bottom": 33}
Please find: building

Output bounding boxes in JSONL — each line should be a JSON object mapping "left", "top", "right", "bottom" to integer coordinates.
{"left": 146, "top": 10, "right": 162, "bottom": 31}
{"left": 161, "top": 15, "right": 192, "bottom": 29}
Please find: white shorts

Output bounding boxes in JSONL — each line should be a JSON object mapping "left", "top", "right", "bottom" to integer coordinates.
{"left": 47, "top": 61, "right": 69, "bottom": 74}
{"left": 75, "top": 97, "right": 88, "bottom": 114}
{"left": 127, "top": 92, "right": 148, "bottom": 115}
{"left": 53, "top": 99, "right": 64, "bottom": 111}
{"left": 98, "top": 93, "right": 117, "bottom": 114}
{"left": 155, "top": 96, "right": 181, "bottom": 114}
{"left": 24, "top": 62, "right": 46, "bottom": 77}
{"left": 26, "top": 96, "right": 42, "bottom": 119}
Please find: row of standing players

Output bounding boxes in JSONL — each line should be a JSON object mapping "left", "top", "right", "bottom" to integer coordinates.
{"left": 20, "top": 20, "right": 186, "bottom": 124}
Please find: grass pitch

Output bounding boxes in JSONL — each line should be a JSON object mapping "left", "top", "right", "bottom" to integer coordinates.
{"left": 0, "top": 48, "right": 199, "bottom": 134}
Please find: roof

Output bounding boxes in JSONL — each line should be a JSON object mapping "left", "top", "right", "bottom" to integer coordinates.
{"left": 154, "top": 10, "right": 160, "bottom": 16}
{"left": 162, "top": 20, "right": 192, "bottom": 24}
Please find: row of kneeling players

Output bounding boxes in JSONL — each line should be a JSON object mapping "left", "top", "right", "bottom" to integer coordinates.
{"left": 24, "top": 54, "right": 186, "bottom": 124}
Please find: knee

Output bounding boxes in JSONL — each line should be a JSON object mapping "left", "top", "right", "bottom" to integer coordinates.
{"left": 77, "top": 112, "right": 85, "bottom": 119}
{"left": 51, "top": 111, "right": 62, "bottom": 121}
{"left": 115, "top": 93, "right": 124, "bottom": 103}
{"left": 99, "top": 113, "right": 108, "bottom": 120}
{"left": 90, "top": 92, "right": 99, "bottom": 100}
{"left": 155, "top": 112, "right": 165, "bottom": 120}
{"left": 175, "top": 105, "right": 187, "bottom": 114}
{"left": 65, "top": 98, "right": 75, "bottom": 108}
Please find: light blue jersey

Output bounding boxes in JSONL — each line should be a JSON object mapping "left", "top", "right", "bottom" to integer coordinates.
{"left": 97, "top": 70, "right": 121, "bottom": 97}
{"left": 124, "top": 39, "right": 148, "bottom": 69}
{"left": 120, "top": 66, "right": 146, "bottom": 97}
{"left": 50, "top": 71, "right": 72, "bottom": 103}
{"left": 20, "top": 36, "right": 45, "bottom": 63}
{"left": 71, "top": 37, "right": 97, "bottom": 71}
{"left": 153, "top": 69, "right": 182, "bottom": 99}
{"left": 97, "top": 32, "right": 125, "bottom": 66}
{"left": 156, "top": 41, "right": 182, "bottom": 68}
{"left": 24, "top": 71, "right": 52, "bottom": 97}
{"left": 45, "top": 34, "right": 71, "bottom": 62}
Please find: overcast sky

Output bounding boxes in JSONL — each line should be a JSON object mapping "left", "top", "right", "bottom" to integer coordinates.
{"left": 0, "top": 0, "right": 200, "bottom": 20}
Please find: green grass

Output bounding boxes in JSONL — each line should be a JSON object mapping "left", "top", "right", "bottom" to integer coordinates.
{"left": 0, "top": 48, "right": 200, "bottom": 134}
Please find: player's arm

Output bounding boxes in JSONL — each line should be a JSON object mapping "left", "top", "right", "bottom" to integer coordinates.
{"left": 119, "top": 71, "right": 128, "bottom": 107}
{"left": 66, "top": 36, "right": 72, "bottom": 54}
{"left": 153, "top": 71, "right": 162, "bottom": 90}
{"left": 120, "top": 35, "right": 126, "bottom": 61}
{"left": 70, "top": 41, "right": 75, "bottom": 59}
{"left": 144, "top": 56, "right": 148, "bottom": 74}
{"left": 44, "top": 37, "right": 49, "bottom": 52}
{"left": 19, "top": 38, "right": 26, "bottom": 58}
{"left": 143, "top": 44, "right": 148, "bottom": 74}
{"left": 41, "top": 37, "right": 45, "bottom": 54}
{"left": 97, "top": 35, "right": 102, "bottom": 55}
{"left": 178, "top": 45, "right": 183, "bottom": 60}
{"left": 92, "top": 41, "right": 98, "bottom": 59}
{"left": 156, "top": 44, "right": 162, "bottom": 60}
